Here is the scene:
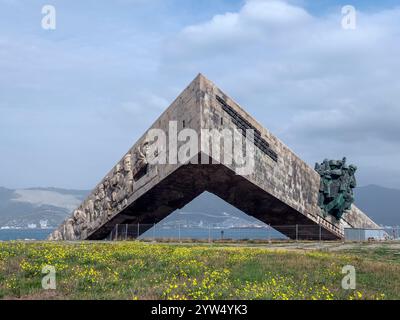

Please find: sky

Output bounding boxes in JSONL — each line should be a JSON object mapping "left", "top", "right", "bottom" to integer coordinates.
{"left": 0, "top": 0, "right": 399, "bottom": 190}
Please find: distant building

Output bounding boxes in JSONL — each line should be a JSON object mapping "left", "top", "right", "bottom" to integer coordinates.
{"left": 40, "top": 220, "right": 48, "bottom": 229}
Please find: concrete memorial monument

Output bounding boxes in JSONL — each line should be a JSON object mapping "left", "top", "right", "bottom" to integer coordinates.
{"left": 50, "top": 74, "right": 379, "bottom": 241}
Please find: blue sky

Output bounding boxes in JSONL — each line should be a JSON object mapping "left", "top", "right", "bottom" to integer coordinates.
{"left": 1, "top": 0, "right": 400, "bottom": 190}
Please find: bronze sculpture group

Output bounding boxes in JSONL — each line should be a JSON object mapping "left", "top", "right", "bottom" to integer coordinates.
{"left": 315, "top": 157, "right": 357, "bottom": 220}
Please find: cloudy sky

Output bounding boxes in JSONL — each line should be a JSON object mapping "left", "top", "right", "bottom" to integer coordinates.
{"left": 0, "top": 0, "right": 399, "bottom": 190}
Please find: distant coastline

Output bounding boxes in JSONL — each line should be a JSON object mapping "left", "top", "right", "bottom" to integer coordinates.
{"left": 0, "top": 229, "right": 55, "bottom": 241}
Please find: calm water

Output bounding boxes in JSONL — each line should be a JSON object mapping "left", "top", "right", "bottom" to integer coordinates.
{"left": 0, "top": 229, "right": 54, "bottom": 241}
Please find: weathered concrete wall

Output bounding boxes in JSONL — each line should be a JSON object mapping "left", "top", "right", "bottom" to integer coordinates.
{"left": 198, "top": 75, "right": 343, "bottom": 238}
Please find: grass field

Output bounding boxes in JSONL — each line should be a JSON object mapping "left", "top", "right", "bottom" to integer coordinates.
{"left": 0, "top": 241, "right": 399, "bottom": 300}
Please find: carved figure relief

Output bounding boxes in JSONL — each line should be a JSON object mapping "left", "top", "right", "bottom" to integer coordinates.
{"left": 49, "top": 141, "right": 151, "bottom": 240}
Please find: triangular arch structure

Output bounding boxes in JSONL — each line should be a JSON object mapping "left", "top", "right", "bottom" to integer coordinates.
{"left": 50, "top": 74, "right": 379, "bottom": 241}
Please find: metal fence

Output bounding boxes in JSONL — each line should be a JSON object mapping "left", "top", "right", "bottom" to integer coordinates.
{"left": 108, "top": 224, "right": 285, "bottom": 242}
{"left": 106, "top": 224, "right": 400, "bottom": 242}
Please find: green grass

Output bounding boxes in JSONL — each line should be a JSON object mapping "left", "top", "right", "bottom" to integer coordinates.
{"left": 342, "top": 244, "right": 400, "bottom": 263}
{"left": 0, "top": 241, "right": 399, "bottom": 300}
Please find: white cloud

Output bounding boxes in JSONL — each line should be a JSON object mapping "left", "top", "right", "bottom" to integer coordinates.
{"left": 1, "top": 0, "right": 399, "bottom": 190}
{"left": 161, "top": 0, "right": 400, "bottom": 188}
{"left": 168, "top": 0, "right": 312, "bottom": 55}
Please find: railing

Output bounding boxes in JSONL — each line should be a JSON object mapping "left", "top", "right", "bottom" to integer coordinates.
{"left": 106, "top": 224, "right": 400, "bottom": 242}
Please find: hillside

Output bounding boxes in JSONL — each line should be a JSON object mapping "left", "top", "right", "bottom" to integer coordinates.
{"left": 0, "top": 187, "right": 88, "bottom": 229}
{"left": 354, "top": 185, "right": 400, "bottom": 226}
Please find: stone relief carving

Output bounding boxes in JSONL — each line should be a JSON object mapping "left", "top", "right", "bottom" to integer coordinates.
{"left": 51, "top": 229, "right": 63, "bottom": 241}
{"left": 103, "top": 176, "right": 113, "bottom": 216}
{"left": 111, "top": 163, "right": 124, "bottom": 209}
{"left": 64, "top": 218, "right": 76, "bottom": 240}
{"left": 123, "top": 154, "right": 134, "bottom": 194}
{"left": 132, "top": 141, "right": 149, "bottom": 180}
{"left": 49, "top": 141, "right": 151, "bottom": 240}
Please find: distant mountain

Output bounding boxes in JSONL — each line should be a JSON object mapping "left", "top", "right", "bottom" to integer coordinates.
{"left": 0, "top": 184, "right": 398, "bottom": 230}
{"left": 354, "top": 185, "right": 400, "bottom": 226}
{"left": 160, "top": 192, "right": 266, "bottom": 228}
{"left": 0, "top": 187, "right": 88, "bottom": 229}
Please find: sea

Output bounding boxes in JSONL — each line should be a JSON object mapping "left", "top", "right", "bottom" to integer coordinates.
{"left": 0, "top": 229, "right": 55, "bottom": 241}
